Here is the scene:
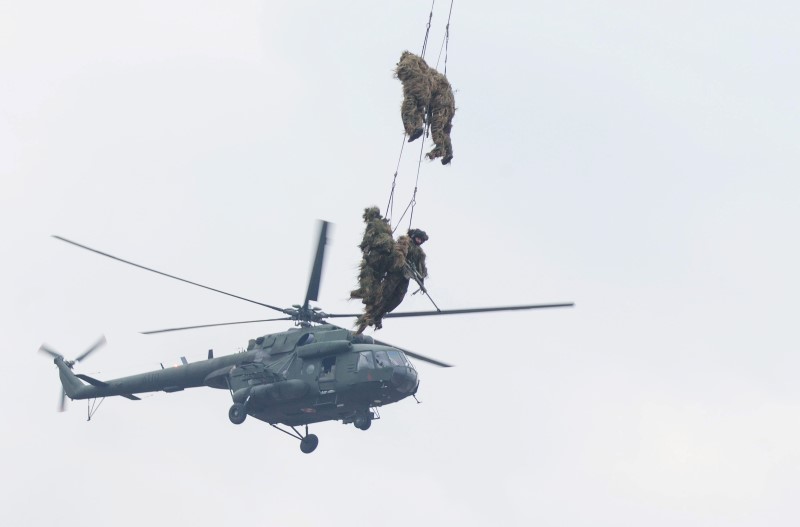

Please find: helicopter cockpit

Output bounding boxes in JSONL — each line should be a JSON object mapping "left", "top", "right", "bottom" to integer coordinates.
{"left": 357, "top": 349, "right": 415, "bottom": 371}
{"left": 357, "top": 348, "right": 418, "bottom": 393}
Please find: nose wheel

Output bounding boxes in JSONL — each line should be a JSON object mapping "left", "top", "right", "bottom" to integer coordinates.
{"left": 228, "top": 403, "right": 247, "bottom": 425}
{"left": 354, "top": 411, "right": 372, "bottom": 430}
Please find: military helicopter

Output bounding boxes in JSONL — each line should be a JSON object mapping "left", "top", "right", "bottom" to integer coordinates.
{"left": 40, "top": 222, "right": 573, "bottom": 453}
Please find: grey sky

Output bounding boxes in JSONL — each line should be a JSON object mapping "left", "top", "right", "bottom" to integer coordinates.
{"left": 2, "top": 2, "right": 799, "bottom": 526}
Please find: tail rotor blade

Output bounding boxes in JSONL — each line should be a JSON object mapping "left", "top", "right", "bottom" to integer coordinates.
{"left": 38, "top": 344, "right": 63, "bottom": 360}
{"left": 58, "top": 390, "right": 67, "bottom": 412}
{"left": 75, "top": 335, "right": 106, "bottom": 363}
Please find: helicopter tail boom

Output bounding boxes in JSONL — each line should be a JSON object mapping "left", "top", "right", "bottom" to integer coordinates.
{"left": 54, "top": 358, "right": 92, "bottom": 400}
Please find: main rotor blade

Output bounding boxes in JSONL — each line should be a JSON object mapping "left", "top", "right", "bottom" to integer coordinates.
{"left": 322, "top": 303, "right": 575, "bottom": 321}
{"left": 321, "top": 312, "right": 364, "bottom": 319}
{"left": 75, "top": 335, "right": 106, "bottom": 363}
{"left": 38, "top": 344, "right": 63, "bottom": 359}
{"left": 303, "top": 220, "right": 329, "bottom": 310}
{"left": 371, "top": 338, "right": 453, "bottom": 368}
{"left": 53, "top": 236, "right": 289, "bottom": 315}
{"left": 323, "top": 323, "right": 453, "bottom": 368}
{"left": 141, "top": 317, "right": 292, "bottom": 335}
{"left": 382, "top": 302, "right": 575, "bottom": 319}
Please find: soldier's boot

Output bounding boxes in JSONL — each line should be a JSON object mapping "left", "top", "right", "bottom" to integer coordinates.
{"left": 442, "top": 152, "right": 453, "bottom": 165}
{"left": 408, "top": 127, "right": 424, "bottom": 142}
{"left": 354, "top": 315, "right": 369, "bottom": 335}
{"left": 350, "top": 288, "right": 365, "bottom": 299}
{"left": 426, "top": 146, "right": 444, "bottom": 161}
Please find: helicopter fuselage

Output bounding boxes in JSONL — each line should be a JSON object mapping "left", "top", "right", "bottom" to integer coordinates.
{"left": 55, "top": 325, "right": 419, "bottom": 428}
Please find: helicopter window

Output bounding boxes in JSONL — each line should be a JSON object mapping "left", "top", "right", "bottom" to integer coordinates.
{"left": 357, "top": 351, "right": 375, "bottom": 371}
{"left": 319, "top": 356, "right": 336, "bottom": 381}
{"left": 373, "top": 350, "right": 390, "bottom": 369}
{"left": 387, "top": 350, "right": 407, "bottom": 367}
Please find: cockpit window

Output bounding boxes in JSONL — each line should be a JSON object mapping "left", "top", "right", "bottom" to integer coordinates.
{"left": 387, "top": 350, "right": 407, "bottom": 367}
{"left": 357, "top": 351, "right": 375, "bottom": 371}
{"left": 373, "top": 350, "right": 390, "bottom": 368}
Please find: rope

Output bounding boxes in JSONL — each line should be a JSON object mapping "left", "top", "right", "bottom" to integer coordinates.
{"left": 388, "top": 0, "right": 454, "bottom": 231}
{"left": 391, "top": 121, "right": 429, "bottom": 234}
{"left": 385, "top": 134, "right": 407, "bottom": 223}
{"left": 435, "top": 0, "right": 454, "bottom": 73}
{"left": 420, "top": 0, "right": 435, "bottom": 59}
{"left": 406, "top": 124, "right": 428, "bottom": 230}
{"left": 388, "top": 0, "right": 436, "bottom": 227}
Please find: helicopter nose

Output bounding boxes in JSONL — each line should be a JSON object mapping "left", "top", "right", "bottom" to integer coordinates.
{"left": 391, "top": 366, "right": 418, "bottom": 394}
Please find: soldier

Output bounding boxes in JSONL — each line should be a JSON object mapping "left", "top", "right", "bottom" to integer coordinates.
{"left": 355, "top": 228, "right": 429, "bottom": 334}
{"left": 395, "top": 51, "right": 455, "bottom": 164}
{"left": 350, "top": 207, "right": 395, "bottom": 306}
{"left": 395, "top": 51, "right": 432, "bottom": 143}
{"left": 425, "top": 70, "right": 455, "bottom": 165}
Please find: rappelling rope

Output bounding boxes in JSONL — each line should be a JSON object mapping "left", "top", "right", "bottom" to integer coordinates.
{"left": 405, "top": 128, "right": 428, "bottom": 231}
{"left": 420, "top": 0, "right": 435, "bottom": 59}
{"left": 436, "top": 0, "right": 454, "bottom": 75}
{"left": 386, "top": 1, "right": 436, "bottom": 226}
{"left": 385, "top": 135, "right": 406, "bottom": 221}
{"left": 387, "top": 0, "right": 454, "bottom": 233}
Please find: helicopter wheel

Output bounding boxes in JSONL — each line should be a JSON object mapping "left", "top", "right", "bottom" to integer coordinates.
{"left": 228, "top": 403, "right": 247, "bottom": 425}
{"left": 354, "top": 414, "right": 372, "bottom": 431}
{"left": 300, "top": 434, "right": 319, "bottom": 454}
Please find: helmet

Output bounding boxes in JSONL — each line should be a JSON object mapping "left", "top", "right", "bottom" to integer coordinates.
{"left": 362, "top": 206, "right": 382, "bottom": 221}
{"left": 408, "top": 228, "right": 429, "bottom": 242}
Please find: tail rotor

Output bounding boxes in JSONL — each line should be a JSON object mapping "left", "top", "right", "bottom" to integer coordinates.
{"left": 38, "top": 335, "right": 106, "bottom": 411}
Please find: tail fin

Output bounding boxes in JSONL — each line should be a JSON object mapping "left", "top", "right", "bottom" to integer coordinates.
{"left": 54, "top": 358, "right": 90, "bottom": 399}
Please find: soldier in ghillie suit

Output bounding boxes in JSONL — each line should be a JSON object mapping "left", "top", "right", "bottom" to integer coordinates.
{"left": 395, "top": 51, "right": 455, "bottom": 165}
{"left": 355, "top": 228, "right": 429, "bottom": 334}
{"left": 350, "top": 207, "right": 395, "bottom": 306}
{"left": 425, "top": 69, "right": 455, "bottom": 165}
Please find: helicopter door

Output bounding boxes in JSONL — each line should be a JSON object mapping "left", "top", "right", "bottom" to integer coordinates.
{"left": 318, "top": 355, "right": 338, "bottom": 392}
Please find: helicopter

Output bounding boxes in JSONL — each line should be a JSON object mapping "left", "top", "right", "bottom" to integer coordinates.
{"left": 40, "top": 222, "right": 573, "bottom": 453}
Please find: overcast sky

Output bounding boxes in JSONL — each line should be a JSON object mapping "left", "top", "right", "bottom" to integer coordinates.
{"left": 2, "top": 2, "right": 800, "bottom": 526}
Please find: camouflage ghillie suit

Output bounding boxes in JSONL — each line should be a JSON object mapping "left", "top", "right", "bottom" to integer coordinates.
{"left": 356, "top": 229, "right": 429, "bottom": 333}
{"left": 395, "top": 51, "right": 455, "bottom": 165}
{"left": 425, "top": 70, "right": 455, "bottom": 165}
{"left": 350, "top": 207, "right": 395, "bottom": 305}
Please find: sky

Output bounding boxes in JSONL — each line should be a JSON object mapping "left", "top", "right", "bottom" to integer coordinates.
{"left": 2, "top": 1, "right": 800, "bottom": 525}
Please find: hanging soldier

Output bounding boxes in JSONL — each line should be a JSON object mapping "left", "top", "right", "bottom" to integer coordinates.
{"left": 355, "top": 228, "right": 429, "bottom": 334}
{"left": 395, "top": 51, "right": 455, "bottom": 165}
{"left": 350, "top": 207, "right": 395, "bottom": 306}
{"left": 425, "top": 69, "right": 455, "bottom": 165}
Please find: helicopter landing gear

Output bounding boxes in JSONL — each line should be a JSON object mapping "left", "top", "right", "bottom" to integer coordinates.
{"left": 300, "top": 434, "right": 319, "bottom": 454}
{"left": 271, "top": 424, "right": 319, "bottom": 454}
{"left": 354, "top": 411, "right": 372, "bottom": 431}
{"left": 228, "top": 402, "right": 247, "bottom": 425}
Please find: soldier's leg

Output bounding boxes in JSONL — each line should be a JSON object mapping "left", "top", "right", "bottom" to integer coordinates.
{"left": 426, "top": 109, "right": 446, "bottom": 160}
{"left": 441, "top": 123, "right": 453, "bottom": 165}
{"left": 384, "top": 279, "right": 410, "bottom": 314}
{"left": 350, "top": 260, "right": 370, "bottom": 299}
{"left": 368, "top": 273, "right": 403, "bottom": 331}
{"left": 401, "top": 94, "right": 424, "bottom": 140}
